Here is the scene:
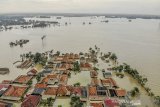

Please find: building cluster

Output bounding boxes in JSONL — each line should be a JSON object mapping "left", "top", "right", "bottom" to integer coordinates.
{"left": 0, "top": 53, "right": 126, "bottom": 107}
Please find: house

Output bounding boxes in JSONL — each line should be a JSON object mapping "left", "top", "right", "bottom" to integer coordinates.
{"left": 101, "top": 78, "right": 118, "bottom": 88}
{"left": 101, "top": 79, "right": 112, "bottom": 87}
{"left": 1, "top": 85, "right": 27, "bottom": 101}
{"left": 96, "top": 86, "right": 110, "bottom": 98}
{"left": 109, "top": 78, "right": 118, "bottom": 88}
{"left": 0, "top": 84, "right": 10, "bottom": 96}
{"left": 35, "top": 83, "right": 47, "bottom": 89}
{"left": 0, "top": 101, "right": 13, "bottom": 107}
{"left": 90, "top": 70, "right": 98, "bottom": 78}
{"left": 13, "top": 75, "right": 33, "bottom": 84}
{"left": 54, "top": 56, "right": 64, "bottom": 62}
{"left": 1, "top": 80, "right": 12, "bottom": 84}
{"left": 90, "top": 102, "right": 104, "bottom": 107}
{"left": 80, "top": 63, "right": 92, "bottom": 71}
{"left": 115, "top": 89, "right": 126, "bottom": 97}
{"left": 104, "top": 98, "right": 119, "bottom": 107}
{"left": 91, "top": 78, "right": 99, "bottom": 86}
{"left": 59, "top": 74, "right": 68, "bottom": 85}
{"left": 27, "top": 68, "right": 38, "bottom": 76}
{"left": 21, "top": 95, "right": 41, "bottom": 107}
{"left": 80, "top": 57, "right": 86, "bottom": 63}
{"left": 71, "top": 87, "right": 81, "bottom": 97}
{"left": 32, "top": 88, "right": 45, "bottom": 95}
{"left": 103, "top": 72, "right": 112, "bottom": 78}
{"left": 57, "top": 85, "right": 71, "bottom": 97}
{"left": 41, "top": 74, "right": 59, "bottom": 85}
{"left": 81, "top": 87, "right": 88, "bottom": 101}
{"left": 56, "top": 63, "right": 73, "bottom": 71}
{"left": 88, "top": 86, "right": 98, "bottom": 100}
{"left": 109, "top": 89, "right": 117, "bottom": 97}
{"left": 41, "top": 69, "right": 53, "bottom": 76}
{"left": 43, "top": 87, "right": 58, "bottom": 99}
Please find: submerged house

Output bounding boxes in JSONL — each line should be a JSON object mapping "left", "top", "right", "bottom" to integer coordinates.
{"left": 103, "top": 72, "right": 112, "bottom": 78}
{"left": 91, "top": 78, "right": 99, "bottom": 86}
{"left": 90, "top": 102, "right": 104, "bottom": 107}
{"left": 13, "top": 75, "right": 33, "bottom": 84}
{"left": 90, "top": 70, "right": 98, "bottom": 78}
{"left": 115, "top": 89, "right": 126, "bottom": 97}
{"left": 1, "top": 85, "right": 28, "bottom": 101}
{"left": 56, "top": 85, "right": 71, "bottom": 97}
{"left": 80, "top": 62, "right": 92, "bottom": 71}
{"left": 88, "top": 86, "right": 98, "bottom": 100}
{"left": 41, "top": 74, "right": 59, "bottom": 85}
{"left": 43, "top": 87, "right": 58, "bottom": 99}
{"left": 27, "top": 68, "right": 38, "bottom": 76}
{"left": 32, "top": 88, "right": 45, "bottom": 95}
{"left": 101, "top": 78, "right": 118, "bottom": 88}
{"left": 21, "top": 95, "right": 41, "bottom": 107}
{"left": 0, "top": 84, "right": 10, "bottom": 96}
{"left": 0, "top": 101, "right": 13, "bottom": 107}
{"left": 59, "top": 74, "right": 68, "bottom": 85}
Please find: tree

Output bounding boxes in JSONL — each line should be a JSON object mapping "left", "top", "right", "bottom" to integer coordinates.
{"left": 73, "top": 61, "right": 80, "bottom": 72}
{"left": 34, "top": 53, "right": 42, "bottom": 63}
{"left": 47, "top": 97, "right": 54, "bottom": 106}
{"left": 74, "top": 82, "right": 81, "bottom": 87}
{"left": 109, "top": 53, "right": 117, "bottom": 62}
{"left": 36, "top": 74, "right": 41, "bottom": 82}
{"left": 27, "top": 80, "right": 32, "bottom": 86}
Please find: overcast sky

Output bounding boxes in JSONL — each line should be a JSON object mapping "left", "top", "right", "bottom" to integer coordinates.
{"left": 0, "top": 0, "right": 160, "bottom": 15}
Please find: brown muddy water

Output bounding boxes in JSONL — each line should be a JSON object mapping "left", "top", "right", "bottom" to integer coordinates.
{"left": 0, "top": 16, "right": 160, "bottom": 106}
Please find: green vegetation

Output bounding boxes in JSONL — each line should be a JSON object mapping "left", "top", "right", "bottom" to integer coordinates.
{"left": 40, "top": 97, "right": 54, "bottom": 107}
{"left": 154, "top": 96, "right": 160, "bottom": 105}
{"left": 109, "top": 53, "right": 117, "bottom": 63}
{"left": 130, "top": 87, "right": 139, "bottom": 97}
{"left": 27, "top": 80, "right": 33, "bottom": 86}
{"left": 74, "top": 82, "right": 81, "bottom": 87}
{"left": 70, "top": 96, "right": 83, "bottom": 107}
{"left": 73, "top": 61, "right": 80, "bottom": 72}
{"left": 36, "top": 74, "right": 42, "bottom": 83}
{"left": 93, "top": 67, "right": 99, "bottom": 71}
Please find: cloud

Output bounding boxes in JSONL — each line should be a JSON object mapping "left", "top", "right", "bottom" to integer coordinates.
{"left": 0, "top": 0, "right": 159, "bottom": 15}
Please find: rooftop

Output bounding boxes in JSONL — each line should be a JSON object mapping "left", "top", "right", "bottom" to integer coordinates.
{"left": 3, "top": 85, "right": 27, "bottom": 97}
{"left": 44, "top": 87, "right": 58, "bottom": 95}
{"left": 88, "top": 86, "right": 97, "bottom": 96}
{"left": 13, "top": 75, "right": 33, "bottom": 84}
{"left": 21, "top": 95, "right": 41, "bottom": 107}
{"left": 90, "top": 102, "right": 104, "bottom": 107}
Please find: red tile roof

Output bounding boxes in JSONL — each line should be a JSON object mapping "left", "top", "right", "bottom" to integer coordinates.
{"left": 4, "top": 85, "right": 27, "bottom": 97}
{"left": 90, "top": 70, "right": 98, "bottom": 77}
{"left": 115, "top": 89, "right": 126, "bottom": 97}
{"left": 80, "top": 63, "right": 92, "bottom": 68}
{"left": 89, "top": 86, "right": 97, "bottom": 96}
{"left": 90, "top": 102, "right": 103, "bottom": 107}
{"left": 35, "top": 83, "right": 47, "bottom": 89}
{"left": 21, "top": 95, "right": 41, "bottom": 107}
{"left": 44, "top": 87, "right": 58, "bottom": 95}
{"left": 27, "top": 69, "right": 38, "bottom": 75}
{"left": 104, "top": 98, "right": 119, "bottom": 107}
{"left": 57, "top": 85, "right": 70, "bottom": 96}
{"left": 91, "top": 78, "right": 99, "bottom": 86}
{"left": 14, "top": 75, "right": 33, "bottom": 84}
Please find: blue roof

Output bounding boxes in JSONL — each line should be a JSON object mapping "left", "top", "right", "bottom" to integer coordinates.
{"left": 32, "top": 88, "right": 44, "bottom": 95}
{"left": 42, "top": 69, "right": 52, "bottom": 73}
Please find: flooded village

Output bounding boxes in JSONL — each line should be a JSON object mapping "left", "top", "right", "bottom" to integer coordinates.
{"left": 0, "top": 44, "right": 159, "bottom": 107}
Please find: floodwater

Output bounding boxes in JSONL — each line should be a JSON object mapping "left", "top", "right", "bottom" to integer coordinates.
{"left": 0, "top": 16, "right": 160, "bottom": 101}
